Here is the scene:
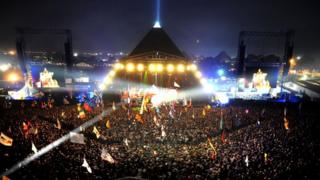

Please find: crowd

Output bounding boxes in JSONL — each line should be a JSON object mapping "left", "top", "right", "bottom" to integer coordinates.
{"left": 0, "top": 98, "right": 319, "bottom": 179}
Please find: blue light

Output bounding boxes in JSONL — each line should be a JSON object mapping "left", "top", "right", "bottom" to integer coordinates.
{"left": 153, "top": 0, "right": 161, "bottom": 28}
{"left": 217, "top": 69, "right": 224, "bottom": 76}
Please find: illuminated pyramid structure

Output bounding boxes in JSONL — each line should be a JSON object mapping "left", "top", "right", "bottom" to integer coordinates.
{"left": 102, "top": 26, "right": 203, "bottom": 90}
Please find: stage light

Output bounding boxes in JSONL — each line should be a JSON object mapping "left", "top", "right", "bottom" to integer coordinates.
{"left": 73, "top": 52, "right": 78, "bottom": 57}
{"left": 8, "top": 50, "right": 16, "bottom": 56}
{"left": 126, "top": 63, "right": 135, "bottom": 72}
{"left": 114, "top": 63, "right": 124, "bottom": 70}
{"left": 177, "top": 64, "right": 185, "bottom": 72}
{"left": 190, "top": 64, "right": 197, "bottom": 71}
{"left": 289, "top": 58, "right": 296, "bottom": 67}
{"left": 7, "top": 73, "right": 19, "bottom": 82}
{"left": 200, "top": 78, "right": 207, "bottom": 85}
{"left": 137, "top": 64, "right": 144, "bottom": 71}
{"left": 0, "top": 64, "right": 11, "bottom": 72}
{"left": 217, "top": 69, "right": 224, "bottom": 76}
{"left": 99, "top": 84, "right": 106, "bottom": 90}
{"left": 156, "top": 64, "right": 163, "bottom": 72}
{"left": 167, "top": 64, "right": 174, "bottom": 72}
{"left": 195, "top": 71, "right": 202, "bottom": 78}
{"left": 149, "top": 64, "right": 156, "bottom": 72}
{"left": 109, "top": 70, "right": 116, "bottom": 77}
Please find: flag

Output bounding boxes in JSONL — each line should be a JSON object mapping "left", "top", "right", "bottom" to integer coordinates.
{"left": 83, "top": 102, "right": 92, "bottom": 112}
{"left": 101, "top": 148, "right": 116, "bottom": 164}
{"left": 219, "top": 110, "right": 224, "bottom": 130}
{"left": 174, "top": 81, "right": 180, "bottom": 88}
{"left": 29, "top": 127, "right": 38, "bottom": 135}
{"left": 207, "top": 138, "right": 217, "bottom": 159}
{"left": 264, "top": 153, "right": 268, "bottom": 163}
{"left": 183, "top": 98, "right": 187, "bottom": 106}
{"left": 78, "top": 111, "right": 86, "bottom": 119}
{"left": 70, "top": 132, "right": 85, "bottom": 144}
{"left": 0, "top": 132, "right": 13, "bottom": 146}
{"left": 202, "top": 109, "right": 206, "bottom": 117}
{"left": 112, "top": 101, "right": 116, "bottom": 111}
{"left": 54, "top": 119, "right": 61, "bottom": 130}
{"left": 63, "top": 97, "right": 69, "bottom": 105}
{"left": 161, "top": 125, "right": 166, "bottom": 137}
{"left": 135, "top": 114, "right": 144, "bottom": 124}
{"left": 77, "top": 104, "right": 82, "bottom": 111}
{"left": 82, "top": 158, "right": 92, "bottom": 173}
{"left": 93, "top": 126, "right": 100, "bottom": 139}
{"left": 153, "top": 116, "right": 160, "bottom": 127}
{"left": 245, "top": 155, "right": 249, "bottom": 167}
{"left": 221, "top": 130, "right": 225, "bottom": 143}
{"left": 123, "top": 138, "right": 129, "bottom": 147}
{"left": 61, "top": 111, "right": 65, "bottom": 118}
{"left": 106, "top": 120, "right": 111, "bottom": 129}
{"left": 31, "top": 142, "right": 38, "bottom": 153}
{"left": 188, "top": 98, "right": 192, "bottom": 107}
{"left": 284, "top": 117, "right": 289, "bottom": 130}
{"left": 2, "top": 176, "right": 10, "bottom": 180}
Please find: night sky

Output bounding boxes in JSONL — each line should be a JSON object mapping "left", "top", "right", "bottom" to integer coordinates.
{"left": 1, "top": 0, "right": 319, "bottom": 59}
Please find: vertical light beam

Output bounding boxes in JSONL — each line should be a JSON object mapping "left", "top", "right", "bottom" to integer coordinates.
{"left": 153, "top": 0, "right": 161, "bottom": 28}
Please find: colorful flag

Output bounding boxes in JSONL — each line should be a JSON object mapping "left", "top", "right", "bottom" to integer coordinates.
{"left": 284, "top": 117, "right": 289, "bottom": 130}
{"left": 106, "top": 120, "right": 111, "bottom": 129}
{"left": 78, "top": 111, "right": 86, "bottom": 119}
{"left": 83, "top": 102, "right": 92, "bottom": 112}
{"left": 54, "top": 119, "right": 61, "bottom": 130}
{"left": 174, "top": 81, "right": 180, "bottom": 88}
{"left": 135, "top": 114, "right": 144, "bottom": 124}
{"left": 70, "top": 132, "right": 85, "bottom": 144}
{"left": 207, "top": 138, "right": 217, "bottom": 159}
{"left": 0, "top": 132, "right": 13, "bottom": 146}
{"left": 188, "top": 98, "right": 192, "bottom": 107}
{"left": 93, "top": 126, "right": 100, "bottom": 139}
{"left": 31, "top": 142, "right": 38, "bottom": 153}
{"left": 123, "top": 138, "right": 129, "bottom": 147}
{"left": 153, "top": 116, "right": 160, "bottom": 127}
{"left": 221, "top": 130, "right": 225, "bottom": 143}
{"left": 264, "top": 152, "right": 268, "bottom": 163}
{"left": 101, "top": 148, "right": 116, "bottom": 164}
{"left": 161, "top": 125, "right": 166, "bottom": 137}
{"left": 82, "top": 158, "right": 92, "bottom": 173}
{"left": 112, "top": 101, "right": 116, "bottom": 111}
{"left": 202, "top": 109, "right": 206, "bottom": 117}
{"left": 245, "top": 155, "right": 249, "bottom": 167}
{"left": 219, "top": 110, "right": 224, "bottom": 130}
{"left": 2, "top": 176, "right": 10, "bottom": 180}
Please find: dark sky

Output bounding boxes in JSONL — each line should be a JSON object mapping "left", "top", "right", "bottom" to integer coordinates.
{"left": 1, "top": 0, "right": 319, "bottom": 59}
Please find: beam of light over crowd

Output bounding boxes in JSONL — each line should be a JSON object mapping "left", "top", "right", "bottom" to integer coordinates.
{"left": 0, "top": 104, "right": 121, "bottom": 177}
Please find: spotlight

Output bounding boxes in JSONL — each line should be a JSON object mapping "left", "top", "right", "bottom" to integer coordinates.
{"left": 195, "top": 71, "right": 202, "bottom": 78}
{"left": 190, "top": 64, "right": 197, "bottom": 71}
{"left": 149, "top": 64, "right": 156, "bottom": 72}
{"left": 8, "top": 50, "right": 16, "bottom": 56}
{"left": 167, "top": 64, "right": 174, "bottom": 72}
{"left": 0, "top": 63, "right": 11, "bottom": 72}
{"left": 156, "top": 64, "right": 163, "bottom": 72}
{"left": 200, "top": 78, "right": 207, "bottom": 85}
{"left": 114, "top": 63, "right": 124, "bottom": 70}
{"left": 109, "top": 70, "right": 116, "bottom": 77}
{"left": 126, "top": 63, "right": 135, "bottom": 72}
{"left": 137, "top": 64, "right": 144, "bottom": 71}
{"left": 217, "top": 69, "right": 224, "bottom": 76}
{"left": 7, "top": 73, "right": 19, "bottom": 82}
{"left": 177, "top": 64, "right": 185, "bottom": 72}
